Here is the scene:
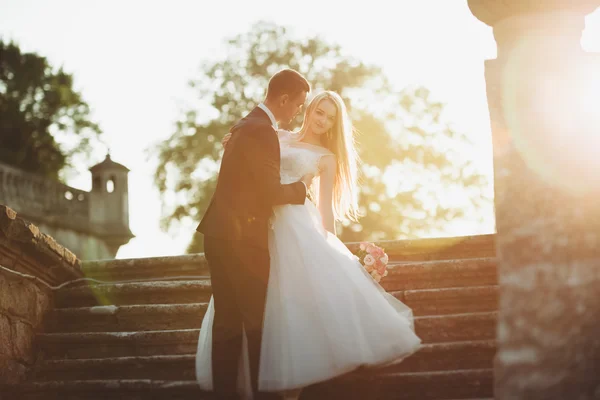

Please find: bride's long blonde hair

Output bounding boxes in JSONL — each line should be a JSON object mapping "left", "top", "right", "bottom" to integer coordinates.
{"left": 296, "top": 91, "right": 360, "bottom": 221}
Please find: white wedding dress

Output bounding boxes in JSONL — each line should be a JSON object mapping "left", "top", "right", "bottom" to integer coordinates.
{"left": 196, "top": 133, "right": 421, "bottom": 398}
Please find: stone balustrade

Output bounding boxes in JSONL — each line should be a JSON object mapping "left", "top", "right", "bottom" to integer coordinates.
{"left": 0, "top": 205, "right": 83, "bottom": 384}
{"left": 0, "top": 161, "right": 132, "bottom": 259}
{"left": 0, "top": 162, "right": 89, "bottom": 223}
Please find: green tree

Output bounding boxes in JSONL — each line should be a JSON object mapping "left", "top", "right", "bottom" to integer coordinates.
{"left": 152, "top": 22, "right": 490, "bottom": 252}
{"left": 343, "top": 87, "right": 490, "bottom": 242}
{"left": 0, "top": 40, "right": 102, "bottom": 180}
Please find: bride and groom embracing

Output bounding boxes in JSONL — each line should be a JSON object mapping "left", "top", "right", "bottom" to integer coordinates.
{"left": 195, "top": 69, "right": 421, "bottom": 400}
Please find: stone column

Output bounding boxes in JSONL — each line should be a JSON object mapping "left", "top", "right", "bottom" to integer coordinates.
{"left": 467, "top": 1, "right": 600, "bottom": 399}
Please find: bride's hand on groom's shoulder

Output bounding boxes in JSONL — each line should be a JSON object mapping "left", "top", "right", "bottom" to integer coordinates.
{"left": 221, "top": 132, "right": 232, "bottom": 148}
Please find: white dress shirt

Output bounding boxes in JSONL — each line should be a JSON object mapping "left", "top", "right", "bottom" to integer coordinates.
{"left": 257, "top": 103, "right": 309, "bottom": 194}
{"left": 258, "top": 103, "right": 278, "bottom": 130}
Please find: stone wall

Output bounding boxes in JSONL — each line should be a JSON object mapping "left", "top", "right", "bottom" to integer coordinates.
{"left": 0, "top": 161, "right": 132, "bottom": 260}
{"left": 35, "top": 223, "right": 112, "bottom": 261}
{"left": 0, "top": 205, "right": 83, "bottom": 384}
{"left": 0, "top": 269, "right": 51, "bottom": 383}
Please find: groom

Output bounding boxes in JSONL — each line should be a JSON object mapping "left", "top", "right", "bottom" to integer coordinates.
{"left": 197, "top": 69, "right": 313, "bottom": 400}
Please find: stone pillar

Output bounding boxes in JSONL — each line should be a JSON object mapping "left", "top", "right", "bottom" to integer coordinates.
{"left": 467, "top": 1, "right": 600, "bottom": 399}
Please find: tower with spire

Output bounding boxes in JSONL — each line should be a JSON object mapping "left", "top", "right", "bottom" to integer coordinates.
{"left": 89, "top": 153, "right": 135, "bottom": 256}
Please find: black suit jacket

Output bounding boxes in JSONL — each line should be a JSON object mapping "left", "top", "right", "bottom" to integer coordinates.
{"left": 197, "top": 107, "right": 307, "bottom": 248}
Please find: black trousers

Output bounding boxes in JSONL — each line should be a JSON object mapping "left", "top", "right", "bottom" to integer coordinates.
{"left": 203, "top": 235, "right": 280, "bottom": 400}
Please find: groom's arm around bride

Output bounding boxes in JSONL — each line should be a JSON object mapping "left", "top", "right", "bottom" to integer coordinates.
{"left": 197, "top": 69, "right": 312, "bottom": 249}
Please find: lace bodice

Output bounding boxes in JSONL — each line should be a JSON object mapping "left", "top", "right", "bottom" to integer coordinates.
{"left": 278, "top": 131, "right": 333, "bottom": 184}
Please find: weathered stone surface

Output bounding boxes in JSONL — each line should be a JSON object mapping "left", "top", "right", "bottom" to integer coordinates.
{"left": 0, "top": 248, "right": 17, "bottom": 269}
{"left": 33, "top": 284, "right": 52, "bottom": 328}
{"left": 49, "top": 303, "right": 208, "bottom": 333}
{"left": 347, "top": 234, "right": 495, "bottom": 262}
{"left": 49, "top": 285, "right": 498, "bottom": 333}
{"left": 0, "top": 206, "right": 81, "bottom": 384}
{"left": 7, "top": 380, "right": 213, "bottom": 400}
{"left": 11, "top": 320, "right": 34, "bottom": 364}
{"left": 0, "top": 205, "right": 83, "bottom": 285}
{"left": 390, "top": 340, "right": 496, "bottom": 373}
{"left": 56, "top": 259, "right": 497, "bottom": 309}
{"left": 0, "top": 205, "right": 18, "bottom": 236}
{"left": 0, "top": 314, "right": 13, "bottom": 358}
{"left": 0, "top": 358, "right": 27, "bottom": 385}
{"left": 396, "top": 285, "right": 498, "bottom": 316}
{"left": 55, "top": 280, "right": 212, "bottom": 308}
{"left": 38, "top": 329, "right": 200, "bottom": 359}
{"left": 0, "top": 274, "right": 10, "bottom": 315}
{"left": 0, "top": 277, "right": 36, "bottom": 320}
{"left": 34, "top": 340, "right": 496, "bottom": 382}
{"left": 81, "top": 254, "right": 209, "bottom": 282}
{"left": 415, "top": 312, "right": 497, "bottom": 343}
{"left": 468, "top": 2, "right": 600, "bottom": 399}
{"left": 304, "top": 369, "right": 494, "bottom": 400}
{"left": 9, "top": 234, "right": 500, "bottom": 398}
{"left": 35, "top": 355, "right": 199, "bottom": 381}
{"left": 381, "top": 257, "right": 497, "bottom": 291}
{"left": 39, "top": 311, "right": 497, "bottom": 360}
{"left": 9, "top": 370, "right": 494, "bottom": 400}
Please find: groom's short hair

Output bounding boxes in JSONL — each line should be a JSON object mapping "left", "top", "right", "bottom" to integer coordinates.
{"left": 266, "top": 69, "right": 310, "bottom": 100}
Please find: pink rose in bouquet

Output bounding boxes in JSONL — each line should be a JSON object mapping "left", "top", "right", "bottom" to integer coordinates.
{"left": 354, "top": 242, "right": 389, "bottom": 283}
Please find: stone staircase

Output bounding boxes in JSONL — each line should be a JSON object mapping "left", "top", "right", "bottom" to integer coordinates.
{"left": 11, "top": 235, "right": 497, "bottom": 399}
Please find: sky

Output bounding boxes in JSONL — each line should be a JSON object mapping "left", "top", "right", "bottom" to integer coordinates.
{"left": 1, "top": 1, "right": 599, "bottom": 259}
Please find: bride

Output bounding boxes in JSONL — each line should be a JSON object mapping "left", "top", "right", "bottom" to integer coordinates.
{"left": 196, "top": 90, "right": 421, "bottom": 399}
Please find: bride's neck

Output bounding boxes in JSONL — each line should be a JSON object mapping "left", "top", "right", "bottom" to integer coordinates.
{"left": 300, "top": 127, "right": 324, "bottom": 146}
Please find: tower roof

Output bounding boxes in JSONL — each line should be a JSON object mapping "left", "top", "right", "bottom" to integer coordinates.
{"left": 89, "top": 154, "right": 130, "bottom": 173}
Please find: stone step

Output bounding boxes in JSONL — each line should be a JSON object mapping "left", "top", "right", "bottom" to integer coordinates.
{"left": 54, "top": 273, "right": 497, "bottom": 311}
{"left": 39, "top": 313, "right": 497, "bottom": 359}
{"left": 49, "top": 284, "right": 497, "bottom": 333}
{"left": 385, "top": 340, "right": 495, "bottom": 374}
{"left": 304, "top": 369, "right": 494, "bottom": 399}
{"left": 2, "top": 380, "right": 211, "bottom": 400}
{"left": 33, "top": 340, "right": 495, "bottom": 381}
{"left": 381, "top": 257, "right": 497, "bottom": 292}
{"left": 415, "top": 312, "right": 496, "bottom": 344}
{"left": 81, "top": 255, "right": 209, "bottom": 283}
{"left": 348, "top": 234, "right": 495, "bottom": 262}
{"left": 66, "top": 258, "right": 496, "bottom": 306}
{"left": 396, "top": 285, "right": 498, "bottom": 316}
{"left": 10, "top": 369, "right": 493, "bottom": 400}
{"left": 54, "top": 280, "right": 212, "bottom": 308}
{"left": 48, "top": 304, "right": 208, "bottom": 333}
{"left": 77, "top": 235, "right": 495, "bottom": 285}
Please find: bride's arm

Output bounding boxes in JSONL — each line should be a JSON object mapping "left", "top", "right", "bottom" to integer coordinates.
{"left": 318, "top": 155, "right": 336, "bottom": 235}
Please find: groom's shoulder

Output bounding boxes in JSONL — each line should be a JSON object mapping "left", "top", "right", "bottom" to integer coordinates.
{"left": 233, "top": 112, "right": 275, "bottom": 135}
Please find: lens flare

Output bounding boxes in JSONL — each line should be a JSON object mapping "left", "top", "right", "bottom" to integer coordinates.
{"left": 500, "top": 34, "right": 600, "bottom": 196}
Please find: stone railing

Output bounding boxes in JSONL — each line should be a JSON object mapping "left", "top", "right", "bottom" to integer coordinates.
{"left": 0, "top": 162, "right": 89, "bottom": 225}
{"left": 0, "top": 205, "right": 83, "bottom": 384}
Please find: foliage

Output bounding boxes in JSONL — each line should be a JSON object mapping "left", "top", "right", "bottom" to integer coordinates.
{"left": 0, "top": 40, "right": 101, "bottom": 179}
{"left": 152, "top": 22, "right": 490, "bottom": 252}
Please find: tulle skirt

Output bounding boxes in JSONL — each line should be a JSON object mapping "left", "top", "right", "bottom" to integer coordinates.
{"left": 196, "top": 199, "right": 421, "bottom": 398}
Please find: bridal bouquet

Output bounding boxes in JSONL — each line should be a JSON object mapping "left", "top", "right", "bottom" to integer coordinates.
{"left": 354, "top": 242, "right": 389, "bottom": 283}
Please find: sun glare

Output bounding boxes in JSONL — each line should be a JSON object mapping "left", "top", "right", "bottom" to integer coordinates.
{"left": 500, "top": 38, "right": 600, "bottom": 196}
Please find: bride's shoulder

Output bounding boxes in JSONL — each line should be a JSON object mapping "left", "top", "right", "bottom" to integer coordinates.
{"left": 277, "top": 129, "right": 299, "bottom": 142}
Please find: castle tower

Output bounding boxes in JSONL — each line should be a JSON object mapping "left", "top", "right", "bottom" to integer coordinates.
{"left": 89, "top": 154, "right": 134, "bottom": 256}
